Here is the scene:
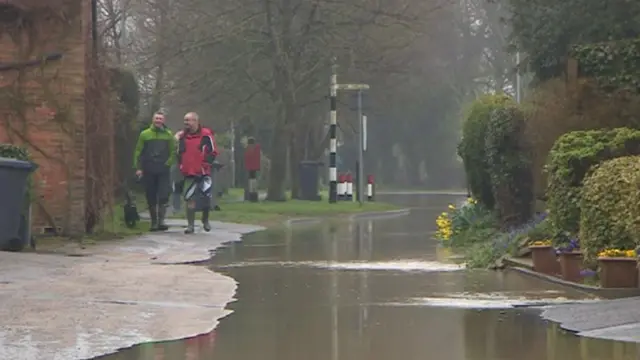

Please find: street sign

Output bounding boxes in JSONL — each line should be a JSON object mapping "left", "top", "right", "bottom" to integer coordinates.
{"left": 337, "top": 83, "right": 370, "bottom": 90}
{"left": 362, "top": 115, "right": 367, "bottom": 151}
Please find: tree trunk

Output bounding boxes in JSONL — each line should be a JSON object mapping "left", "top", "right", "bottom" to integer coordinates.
{"left": 266, "top": 125, "right": 288, "bottom": 201}
{"left": 289, "top": 123, "right": 307, "bottom": 199}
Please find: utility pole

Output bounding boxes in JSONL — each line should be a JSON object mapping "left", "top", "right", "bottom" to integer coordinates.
{"left": 327, "top": 58, "right": 370, "bottom": 204}
{"left": 357, "top": 90, "right": 364, "bottom": 205}
{"left": 230, "top": 121, "right": 236, "bottom": 188}
{"left": 337, "top": 83, "right": 369, "bottom": 204}
{"left": 516, "top": 51, "right": 522, "bottom": 103}
{"left": 329, "top": 60, "right": 338, "bottom": 203}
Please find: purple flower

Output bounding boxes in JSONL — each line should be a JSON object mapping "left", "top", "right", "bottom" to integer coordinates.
{"left": 579, "top": 269, "right": 596, "bottom": 277}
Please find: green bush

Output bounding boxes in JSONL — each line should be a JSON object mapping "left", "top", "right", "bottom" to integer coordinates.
{"left": 546, "top": 128, "right": 640, "bottom": 234}
{"left": 0, "top": 143, "right": 35, "bottom": 201}
{"left": 580, "top": 156, "right": 640, "bottom": 262}
{"left": 485, "top": 103, "right": 533, "bottom": 227}
{"left": 445, "top": 200, "right": 500, "bottom": 249}
{"left": 458, "top": 94, "right": 513, "bottom": 209}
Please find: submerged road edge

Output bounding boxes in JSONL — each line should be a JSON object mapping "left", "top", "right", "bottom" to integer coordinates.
{"left": 0, "top": 207, "right": 410, "bottom": 360}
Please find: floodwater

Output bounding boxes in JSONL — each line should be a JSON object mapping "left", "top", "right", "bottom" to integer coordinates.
{"left": 101, "top": 194, "right": 640, "bottom": 360}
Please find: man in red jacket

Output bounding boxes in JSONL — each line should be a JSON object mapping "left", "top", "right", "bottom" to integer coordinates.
{"left": 176, "top": 112, "right": 218, "bottom": 234}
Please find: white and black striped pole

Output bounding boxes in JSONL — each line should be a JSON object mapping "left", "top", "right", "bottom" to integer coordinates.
{"left": 329, "top": 63, "right": 338, "bottom": 203}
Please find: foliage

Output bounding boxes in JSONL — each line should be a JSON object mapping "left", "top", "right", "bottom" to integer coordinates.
{"left": 580, "top": 156, "right": 640, "bottom": 262}
{"left": 458, "top": 94, "right": 513, "bottom": 209}
{"left": 441, "top": 208, "right": 552, "bottom": 269}
{"left": 0, "top": 143, "right": 35, "bottom": 202}
{"left": 521, "top": 79, "right": 640, "bottom": 198}
{"left": 435, "top": 211, "right": 452, "bottom": 241}
{"left": 109, "top": 67, "right": 141, "bottom": 189}
{"left": 598, "top": 249, "right": 636, "bottom": 259}
{"left": 546, "top": 128, "right": 640, "bottom": 235}
{"left": 555, "top": 236, "right": 579, "bottom": 254}
{"left": 485, "top": 102, "right": 533, "bottom": 227}
{"left": 526, "top": 216, "right": 553, "bottom": 242}
{"left": 465, "top": 241, "right": 502, "bottom": 269}
{"left": 0, "top": 143, "right": 31, "bottom": 162}
{"left": 505, "top": 0, "right": 640, "bottom": 80}
{"left": 570, "top": 39, "right": 640, "bottom": 92}
{"left": 436, "top": 198, "right": 499, "bottom": 247}
{"left": 530, "top": 240, "right": 551, "bottom": 247}
{"left": 436, "top": 197, "right": 488, "bottom": 243}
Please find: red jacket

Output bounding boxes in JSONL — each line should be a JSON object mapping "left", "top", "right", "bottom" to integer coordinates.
{"left": 178, "top": 126, "right": 218, "bottom": 176}
{"left": 244, "top": 143, "right": 261, "bottom": 171}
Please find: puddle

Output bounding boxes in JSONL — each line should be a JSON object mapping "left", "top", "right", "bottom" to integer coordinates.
{"left": 217, "top": 260, "right": 464, "bottom": 272}
{"left": 103, "top": 193, "right": 639, "bottom": 360}
{"left": 380, "top": 291, "right": 600, "bottom": 309}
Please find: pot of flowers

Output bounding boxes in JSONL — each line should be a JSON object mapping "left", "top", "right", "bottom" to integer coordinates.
{"left": 556, "top": 238, "right": 582, "bottom": 282}
{"left": 598, "top": 249, "right": 638, "bottom": 288}
{"left": 529, "top": 240, "right": 559, "bottom": 275}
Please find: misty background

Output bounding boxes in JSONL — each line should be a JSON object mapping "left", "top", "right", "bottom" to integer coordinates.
{"left": 99, "top": 0, "right": 521, "bottom": 197}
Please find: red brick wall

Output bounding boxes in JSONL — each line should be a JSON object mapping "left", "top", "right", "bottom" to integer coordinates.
{"left": 0, "top": 1, "right": 90, "bottom": 235}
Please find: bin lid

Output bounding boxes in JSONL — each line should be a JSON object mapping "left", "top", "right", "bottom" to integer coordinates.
{"left": 300, "top": 160, "right": 324, "bottom": 166}
{"left": 0, "top": 156, "right": 36, "bottom": 171}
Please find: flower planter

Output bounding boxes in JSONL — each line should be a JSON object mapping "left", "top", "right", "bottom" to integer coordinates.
{"left": 529, "top": 245, "right": 559, "bottom": 275}
{"left": 558, "top": 251, "right": 583, "bottom": 282}
{"left": 598, "top": 257, "right": 638, "bottom": 288}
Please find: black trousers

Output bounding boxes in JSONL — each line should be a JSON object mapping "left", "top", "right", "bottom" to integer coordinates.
{"left": 143, "top": 170, "right": 171, "bottom": 207}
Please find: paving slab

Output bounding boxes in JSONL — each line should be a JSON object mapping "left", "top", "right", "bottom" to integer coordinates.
{"left": 0, "top": 220, "right": 263, "bottom": 360}
{"left": 541, "top": 296, "right": 640, "bottom": 342}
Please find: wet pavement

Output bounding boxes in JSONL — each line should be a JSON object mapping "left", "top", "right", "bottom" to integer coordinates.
{"left": 0, "top": 220, "right": 261, "bottom": 360}
{"left": 542, "top": 297, "right": 640, "bottom": 343}
{"left": 104, "top": 194, "right": 640, "bottom": 360}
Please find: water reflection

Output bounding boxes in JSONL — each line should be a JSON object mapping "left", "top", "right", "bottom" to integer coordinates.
{"left": 102, "top": 194, "right": 640, "bottom": 360}
{"left": 94, "top": 331, "right": 216, "bottom": 360}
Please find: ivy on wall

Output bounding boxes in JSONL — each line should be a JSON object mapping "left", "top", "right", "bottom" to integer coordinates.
{"left": 0, "top": 3, "right": 78, "bottom": 232}
{"left": 570, "top": 39, "right": 640, "bottom": 92}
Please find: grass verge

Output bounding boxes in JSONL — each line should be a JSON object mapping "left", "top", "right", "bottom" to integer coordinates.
{"left": 175, "top": 188, "right": 400, "bottom": 226}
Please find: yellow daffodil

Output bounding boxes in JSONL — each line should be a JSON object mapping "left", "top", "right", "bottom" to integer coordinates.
{"left": 530, "top": 240, "right": 552, "bottom": 247}
{"left": 598, "top": 249, "right": 636, "bottom": 258}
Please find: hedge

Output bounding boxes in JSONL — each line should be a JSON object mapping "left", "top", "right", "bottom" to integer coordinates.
{"left": 580, "top": 156, "right": 640, "bottom": 262}
{"left": 570, "top": 38, "right": 640, "bottom": 93}
{"left": 485, "top": 103, "right": 533, "bottom": 227}
{"left": 546, "top": 128, "right": 640, "bottom": 235}
{"left": 458, "top": 94, "right": 513, "bottom": 209}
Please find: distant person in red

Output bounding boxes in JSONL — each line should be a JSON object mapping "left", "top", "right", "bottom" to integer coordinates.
{"left": 244, "top": 137, "right": 261, "bottom": 201}
{"left": 176, "top": 112, "right": 218, "bottom": 234}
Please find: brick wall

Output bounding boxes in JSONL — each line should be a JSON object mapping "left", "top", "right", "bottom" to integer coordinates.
{"left": 0, "top": 1, "right": 90, "bottom": 235}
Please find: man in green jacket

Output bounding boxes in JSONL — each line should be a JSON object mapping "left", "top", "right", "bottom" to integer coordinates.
{"left": 133, "top": 111, "right": 176, "bottom": 231}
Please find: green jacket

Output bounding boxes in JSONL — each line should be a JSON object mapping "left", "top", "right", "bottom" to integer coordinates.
{"left": 133, "top": 124, "right": 176, "bottom": 173}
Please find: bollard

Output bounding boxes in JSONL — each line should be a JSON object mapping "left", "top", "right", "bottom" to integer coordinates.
{"left": 338, "top": 173, "right": 346, "bottom": 200}
{"left": 346, "top": 172, "right": 353, "bottom": 200}
{"left": 367, "top": 174, "right": 375, "bottom": 201}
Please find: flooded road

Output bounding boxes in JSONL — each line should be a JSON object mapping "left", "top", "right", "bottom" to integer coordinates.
{"left": 101, "top": 194, "right": 640, "bottom": 360}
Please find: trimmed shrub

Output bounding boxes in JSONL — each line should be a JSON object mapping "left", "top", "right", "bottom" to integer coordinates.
{"left": 458, "top": 94, "right": 513, "bottom": 209}
{"left": 546, "top": 128, "right": 640, "bottom": 235}
{"left": 580, "top": 156, "right": 640, "bottom": 262}
{"left": 485, "top": 103, "right": 533, "bottom": 227}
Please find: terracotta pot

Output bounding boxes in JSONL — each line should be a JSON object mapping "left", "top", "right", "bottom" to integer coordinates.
{"left": 598, "top": 257, "right": 638, "bottom": 288}
{"left": 559, "top": 251, "right": 583, "bottom": 282}
{"left": 529, "top": 245, "right": 559, "bottom": 275}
